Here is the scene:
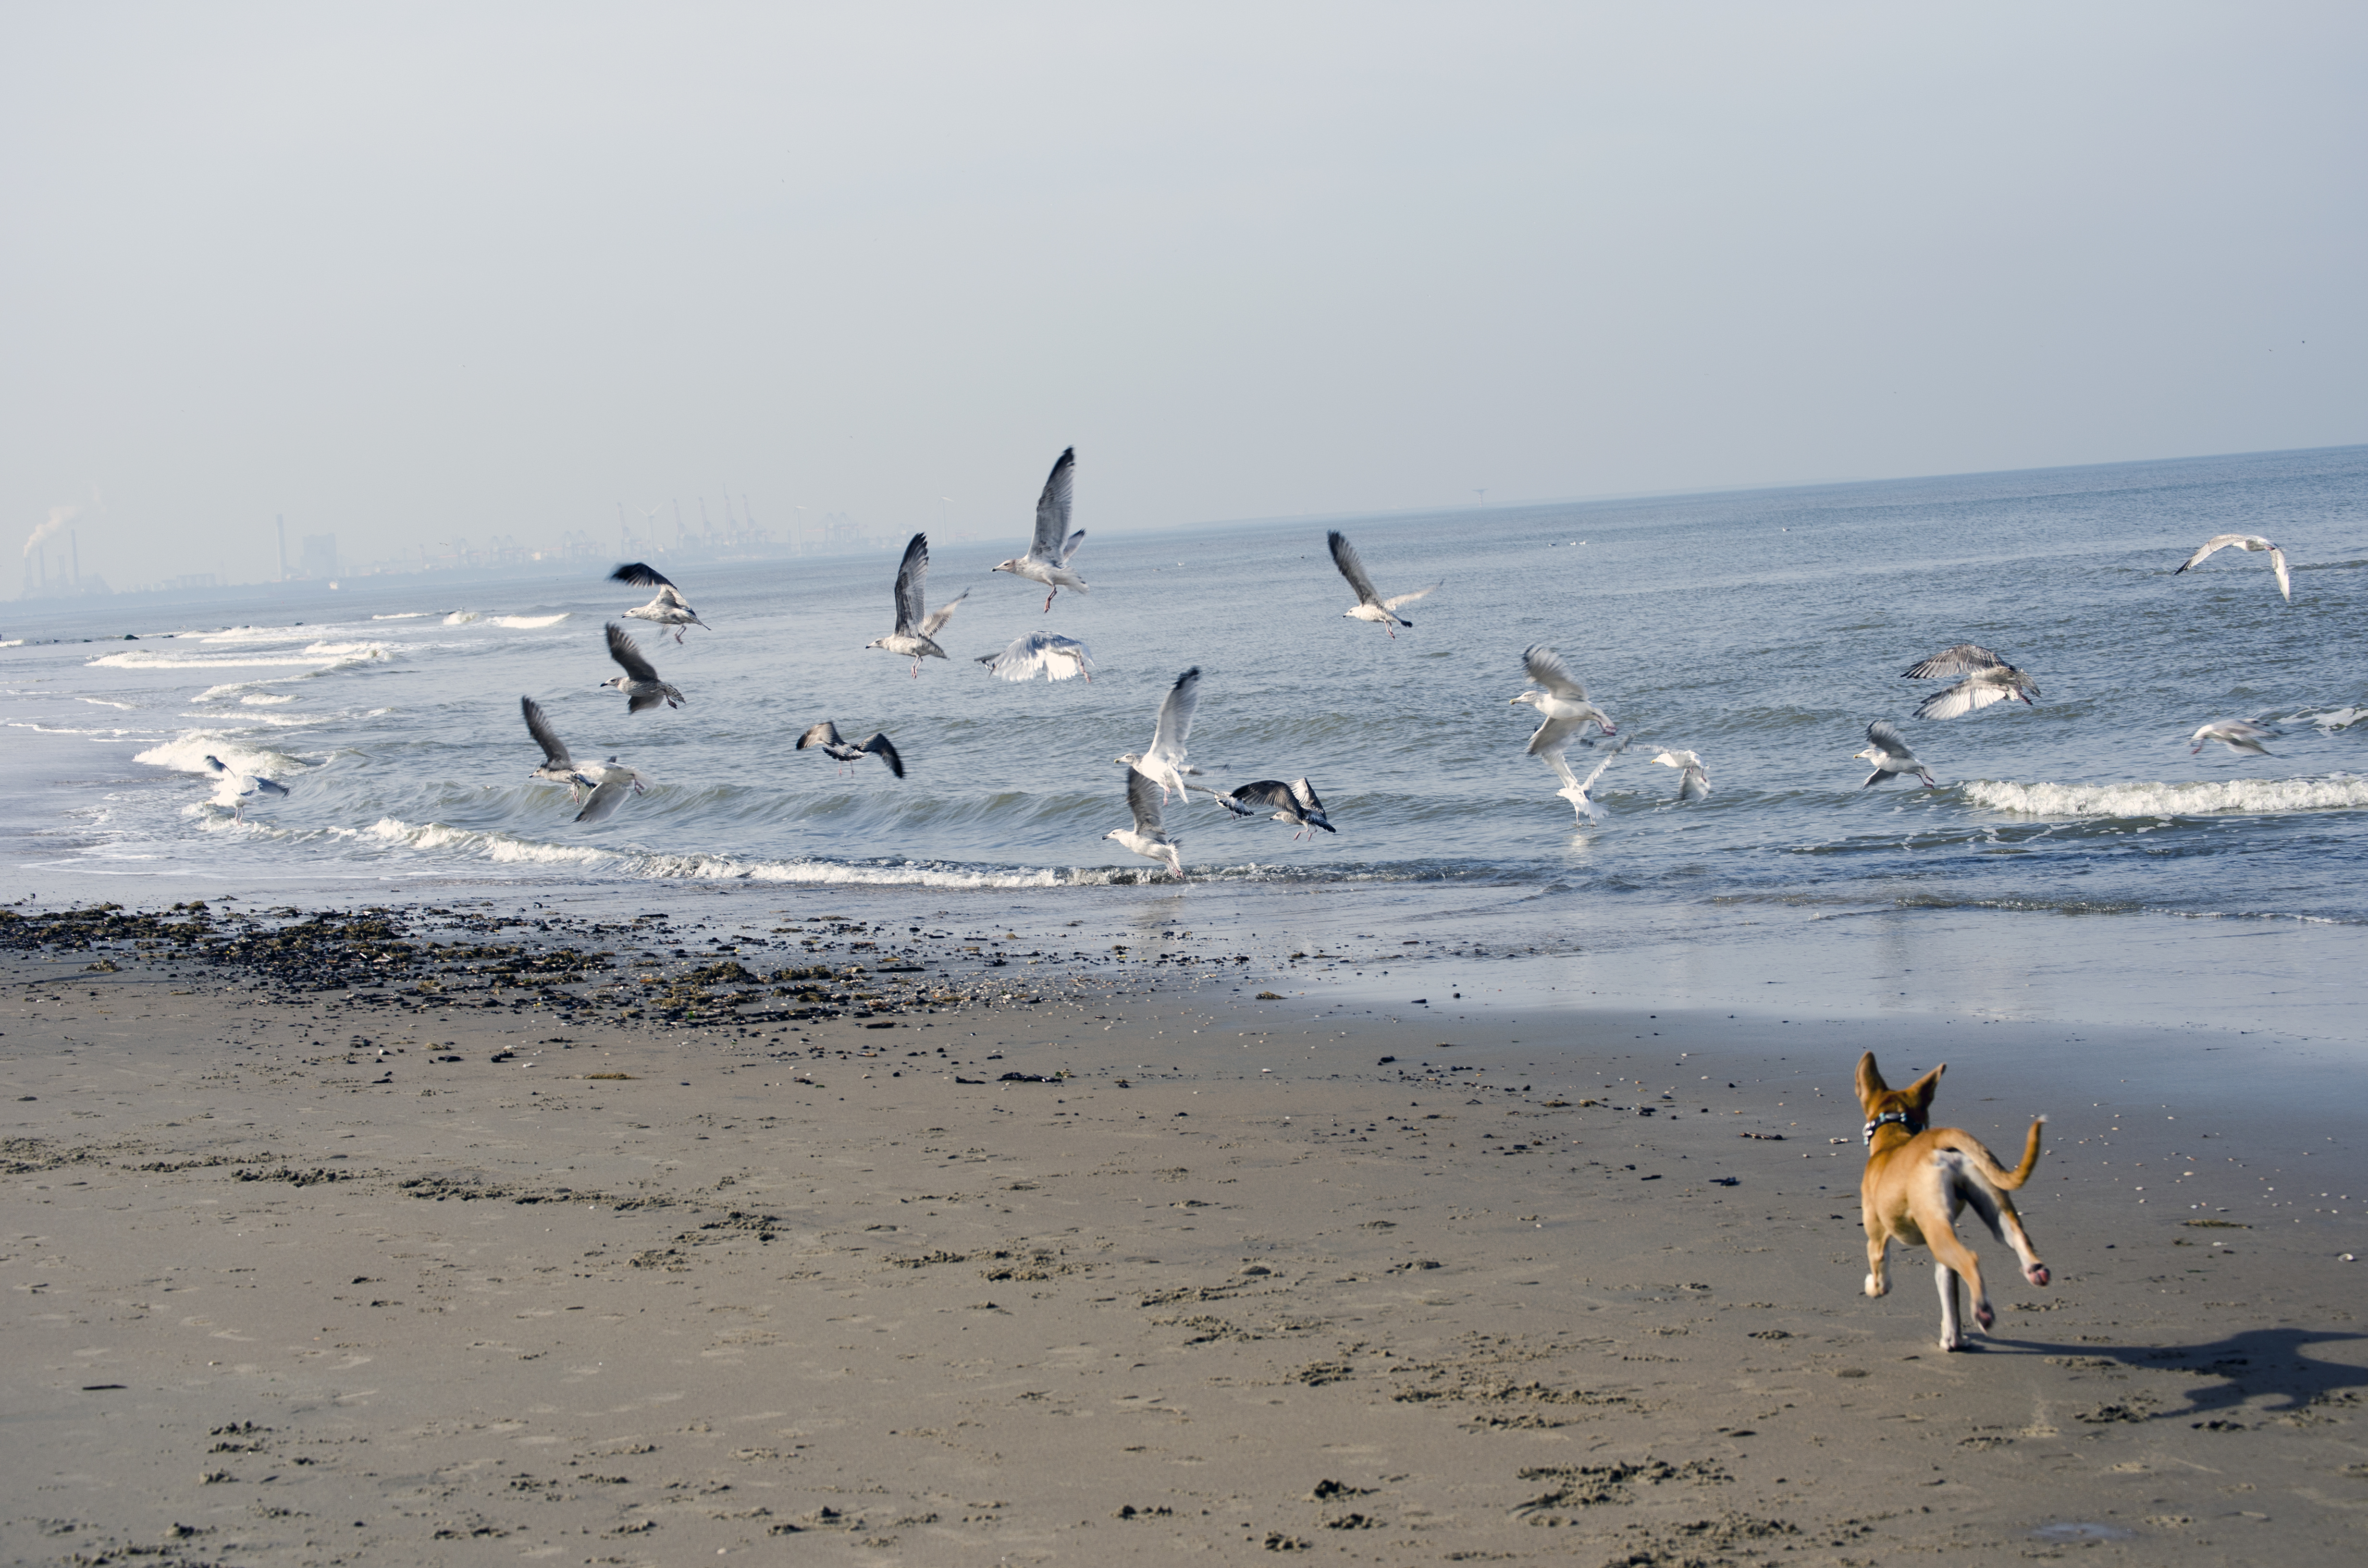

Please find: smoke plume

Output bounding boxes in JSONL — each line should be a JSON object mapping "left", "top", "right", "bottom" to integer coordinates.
{"left": 24, "top": 505, "right": 77, "bottom": 557}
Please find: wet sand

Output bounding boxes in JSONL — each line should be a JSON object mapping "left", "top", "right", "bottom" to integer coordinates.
{"left": 3, "top": 939, "right": 2365, "bottom": 1566}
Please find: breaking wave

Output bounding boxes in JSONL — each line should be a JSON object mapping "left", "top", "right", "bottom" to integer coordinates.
{"left": 1966, "top": 776, "right": 2368, "bottom": 819}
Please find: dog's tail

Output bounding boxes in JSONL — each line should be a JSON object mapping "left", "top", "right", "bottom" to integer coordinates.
{"left": 1992, "top": 1115, "right": 2046, "bottom": 1190}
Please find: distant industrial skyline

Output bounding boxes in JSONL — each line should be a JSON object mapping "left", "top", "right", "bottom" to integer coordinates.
{"left": 7, "top": 4, "right": 2362, "bottom": 595}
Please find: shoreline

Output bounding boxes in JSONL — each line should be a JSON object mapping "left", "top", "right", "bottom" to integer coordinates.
{"left": 3, "top": 914, "right": 2364, "bottom": 1565}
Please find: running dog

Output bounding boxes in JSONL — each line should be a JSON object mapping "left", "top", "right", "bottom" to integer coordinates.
{"left": 1856, "top": 1053, "right": 2049, "bottom": 1349}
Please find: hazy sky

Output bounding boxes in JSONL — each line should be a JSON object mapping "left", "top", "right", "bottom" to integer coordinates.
{"left": 7, "top": 2, "right": 2363, "bottom": 587}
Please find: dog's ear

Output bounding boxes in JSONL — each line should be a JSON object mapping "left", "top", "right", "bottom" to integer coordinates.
{"left": 1855, "top": 1052, "right": 1887, "bottom": 1103}
{"left": 1905, "top": 1063, "right": 1946, "bottom": 1110}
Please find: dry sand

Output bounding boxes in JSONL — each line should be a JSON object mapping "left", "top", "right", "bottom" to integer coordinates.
{"left": 4, "top": 941, "right": 2365, "bottom": 1566}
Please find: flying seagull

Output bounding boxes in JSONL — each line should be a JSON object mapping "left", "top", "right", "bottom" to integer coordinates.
{"left": 1115, "top": 666, "right": 1201, "bottom": 802}
{"left": 797, "top": 721, "right": 904, "bottom": 778}
{"left": 1511, "top": 644, "right": 1616, "bottom": 786}
{"left": 2176, "top": 533, "right": 2291, "bottom": 603}
{"left": 2189, "top": 718, "right": 2277, "bottom": 757}
{"left": 1204, "top": 777, "right": 1335, "bottom": 839}
{"left": 1328, "top": 530, "right": 1437, "bottom": 638}
{"left": 573, "top": 760, "right": 653, "bottom": 824}
{"left": 1651, "top": 748, "right": 1712, "bottom": 801}
{"left": 602, "top": 622, "right": 686, "bottom": 712}
{"left": 992, "top": 447, "right": 1088, "bottom": 612}
{"left": 1560, "top": 737, "right": 1628, "bottom": 823}
{"left": 1855, "top": 720, "right": 1939, "bottom": 788}
{"left": 868, "top": 533, "right": 968, "bottom": 677}
{"left": 1106, "top": 762, "right": 1185, "bottom": 882}
{"left": 977, "top": 630, "right": 1095, "bottom": 682}
{"left": 521, "top": 696, "right": 596, "bottom": 797}
{"left": 1902, "top": 643, "right": 2039, "bottom": 720}
{"left": 202, "top": 755, "right": 289, "bottom": 822}
{"left": 609, "top": 563, "right": 710, "bottom": 641}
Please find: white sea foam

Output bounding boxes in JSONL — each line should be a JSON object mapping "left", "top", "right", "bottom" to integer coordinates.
{"left": 79, "top": 698, "right": 135, "bottom": 709}
{"left": 1968, "top": 776, "right": 2368, "bottom": 819}
{"left": 89, "top": 640, "right": 390, "bottom": 672}
{"left": 444, "top": 611, "right": 569, "bottom": 629}
{"left": 371, "top": 612, "right": 432, "bottom": 620}
{"left": 2298, "top": 706, "right": 2367, "bottom": 733}
{"left": 240, "top": 693, "right": 298, "bottom": 705}
{"left": 635, "top": 853, "right": 1069, "bottom": 889}
{"left": 355, "top": 817, "right": 616, "bottom": 867}
{"left": 134, "top": 734, "right": 308, "bottom": 778}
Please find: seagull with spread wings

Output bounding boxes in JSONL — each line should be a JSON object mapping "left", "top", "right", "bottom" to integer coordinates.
{"left": 202, "top": 755, "right": 289, "bottom": 822}
{"left": 521, "top": 696, "right": 597, "bottom": 797}
{"left": 992, "top": 447, "right": 1089, "bottom": 612}
{"left": 1651, "top": 748, "right": 1712, "bottom": 801}
{"left": 610, "top": 563, "right": 710, "bottom": 642}
{"left": 601, "top": 623, "right": 686, "bottom": 712}
{"left": 573, "top": 760, "right": 654, "bottom": 825}
{"left": 1328, "top": 530, "right": 1437, "bottom": 638}
{"left": 977, "top": 630, "right": 1095, "bottom": 682}
{"left": 1854, "top": 721, "right": 1940, "bottom": 789}
{"left": 1106, "top": 764, "right": 1185, "bottom": 882}
{"left": 867, "top": 533, "right": 969, "bottom": 677}
{"left": 1901, "top": 643, "right": 2040, "bottom": 720}
{"left": 1510, "top": 644, "right": 1616, "bottom": 787}
{"left": 1204, "top": 777, "right": 1335, "bottom": 839}
{"left": 797, "top": 721, "right": 905, "bottom": 778}
{"left": 2189, "top": 718, "right": 2277, "bottom": 757}
{"left": 2176, "top": 533, "right": 2292, "bottom": 603}
{"left": 1114, "top": 666, "right": 1201, "bottom": 802}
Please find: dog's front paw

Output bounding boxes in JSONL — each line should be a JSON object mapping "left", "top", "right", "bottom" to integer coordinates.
{"left": 1940, "top": 1332, "right": 1965, "bottom": 1352}
{"left": 2027, "top": 1262, "right": 2050, "bottom": 1287}
{"left": 1864, "top": 1274, "right": 1887, "bottom": 1299}
{"left": 1975, "top": 1302, "right": 1995, "bottom": 1331}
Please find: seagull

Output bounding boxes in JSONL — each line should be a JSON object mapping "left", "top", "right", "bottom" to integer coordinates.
{"left": 1651, "top": 748, "right": 1712, "bottom": 801}
{"left": 1115, "top": 666, "right": 1201, "bottom": 802}
{"left": 992, "top": 447, "right": 1088, "bottom": 612}
{"left": 2176, "top": 533, "right": 2291, "bottom": 603}
{"left": 1559, "top": 738, "right": 1628, "bottom": 822}
{"left": 1105, "top": 763, "right": 1185, "bottom": 882}
{"left": 1203, "top": 778, "right": 1335, "bottom": 839}
{"left": 573, "top": 760, "right": 653, "bottom": 824}
{"left": 609, "top": 563, "right": 710, "bottom": 642}
{"left": 868, "top": 533, "right": 968, "bottom": 677}
{"left": 202, "top": 755, "right": 289, "bottom": 822}
{"left": 1328, "top": 530, "right": 1438, "bottom": 638}
{"left": 1511, "top": 644, "right": 1616, "bottom": 786}
{"left": 1901, "top": 643, "right": 2039, "bottom": 720}
{"left": 976, "top": 630, "right": 1094, "bottom": 682}
{"left": 1855, "top": 720, "right": 1939, "bottom": 788}
{"left": 521, "top": 696, "right": 598, "bottom": 798}
{"left": 601, "top": 623, "right": 686, "bottom": 712}
{"left": 797, "top": 721, "right": 904, "bottom": 778}
{"left": 2190, "top": 718, "right": 2277, "bottom": 757}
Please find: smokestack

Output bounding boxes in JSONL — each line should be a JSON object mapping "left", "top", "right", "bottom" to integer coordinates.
{"left": 277, "top": 515, "right": 288, "bottom": 581}
{"left": 70, "top": 528, "right": 80, "bottom": 589}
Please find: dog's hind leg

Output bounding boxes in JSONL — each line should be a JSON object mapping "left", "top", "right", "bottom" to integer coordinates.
{"left": 1962, "top": 1180, "right": 2051, "bottom": 1289}
{"left": 1933, "top": 1260, "right": 1964, "bottom": 1351}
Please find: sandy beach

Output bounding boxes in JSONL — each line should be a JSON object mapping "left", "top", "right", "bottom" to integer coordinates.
{"left": 2, "top": 906, "right": 2363, "bottom": 1566}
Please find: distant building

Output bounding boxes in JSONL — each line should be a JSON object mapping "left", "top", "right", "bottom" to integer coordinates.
{"left": 298, "top": 533, "right": 338, "bottom": 579}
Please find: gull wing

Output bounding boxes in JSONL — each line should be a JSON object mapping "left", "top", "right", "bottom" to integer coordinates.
{"left": 625, "top": 687, "right": 669, "bottom": 714}
{"left": 605, "top": 622, "right": 661, "bottom": 683}
{"left": 1901, "top": 643, "right": 2004, "bottom": 679}
{"left": 1229, "top": 780, "right": 1298, "bottom": 815}
{"left": 1912, "top": 677, "right": 2018, "bottom": 721}
{"left": 893, "top": 533, "right": 929, "bottom": 635}
{"left": 1148, "top": 667, "right": 1202, "bottom": 763}
{"left": 1031, "top": 448, "right": 1075, "bottom": 560}
{"left": 976, "top": 635, "right": 1031, "bottom": 680}
{"left": 1382, "top": 582, "right": 1440, "bottom": 613}
{"left": 797, "top": 721, "right": 846, "bottom": 752}
{"left": 859, "top": 733, "right": 904, "bottom": 779}
{"left": 1058, "top": 528, "right": 1086, "bottom": 567}
{"left": 521, "top": 696, "right": 573, "bottom": 767}
{"left": 1201, "top": 785, "right": 1258, "bottom": 818}
{"left": 610, "top": 562, "right": 677, "bottom": 589}
{"left": 575, "top": 778, "right": 633, "bottom": 824}
{"left": 1520, "top": 644, "right": 1588, "bottom": 701}
{"left": 1287, "top": 777, "right": 1336, "bottom": 831}
{"left": 251, "top": 775, "right": 291, "bottom": 797}
{"left": 2269, "top": 547, "right": 2292, "bottom": 602}
{"left": 1042, "top": 634, "right": 1093, "bottom": 680}
{"left": 2176, "top": 534, "right": 2251, "bottom": 573}
{"left": 1526, "top": 713, "right": 1588, "bottom": 764}
{"left": 1126, "top": 763, "right": 1168, "bottom": 839}
{"left": 653, "top": 583, "right": 693, "bottom": 611}
{"left": 919, "top": 588, "right": 968, "bottom": 639}
{"left": 1865, "top": 719, "right": 1915, "bottom": 759}
{"left": 1327, "top": 531, "right": 1381, "bottom": 606}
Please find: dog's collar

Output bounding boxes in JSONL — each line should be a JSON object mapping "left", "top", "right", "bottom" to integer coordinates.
{"left": 1863, "top": 1110, "right": 1924, "bottom": 1144}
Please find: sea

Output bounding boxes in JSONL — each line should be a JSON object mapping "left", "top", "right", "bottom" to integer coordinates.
{"left": 6, "top": 445, "right": 2365, "bottom": 1041}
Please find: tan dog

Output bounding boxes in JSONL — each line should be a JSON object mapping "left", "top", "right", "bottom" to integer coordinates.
{"left": 1856, "top": 1053, "right": 2049, "bottom": 1350}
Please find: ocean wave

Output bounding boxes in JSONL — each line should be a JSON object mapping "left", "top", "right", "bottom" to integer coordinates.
{"left": 240, "top": 693, "right": 298, "bottom": 705}
{"left": 89, "top": 640, "right": 391, "bottom": 672}
{"left": 1967, "top": 776, "right": 2368, "bottom": 819}
{"left": 2296, "top": 706, "right": 2367, "bottom": 733}
{"left": 371, "top": 612, "right": 433, "bottom": 620}
{"left": 353, "top": 817, "right": 618, "bottom": 867}
{"left": 444, "top": 611, "right": 570, "bottom": 629}
{"left": 134, "top": 733, "right": 310, "bottom": 778}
